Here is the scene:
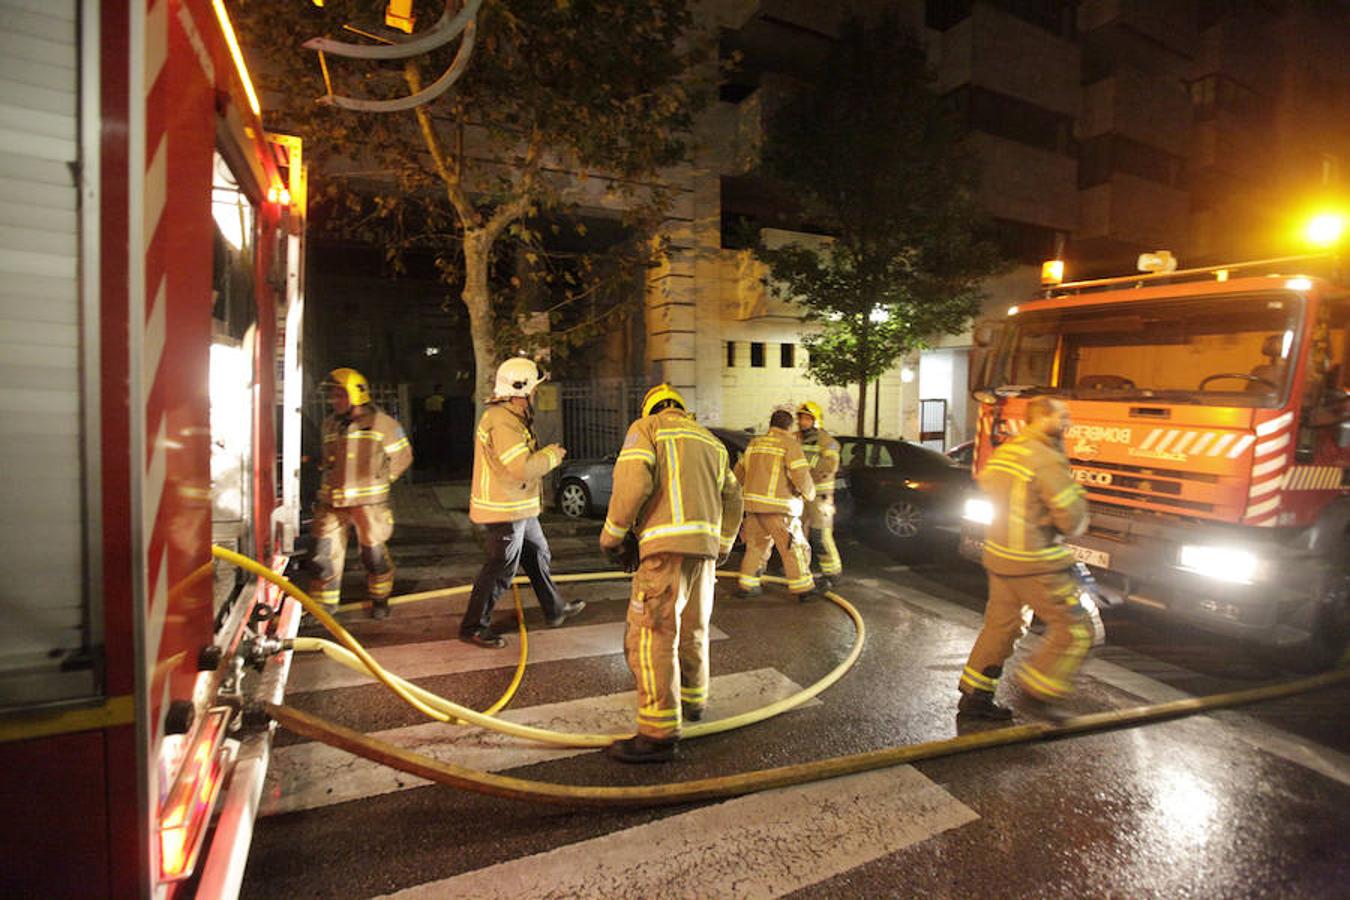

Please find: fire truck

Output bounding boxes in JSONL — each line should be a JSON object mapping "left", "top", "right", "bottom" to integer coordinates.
{"left": 0, "top": 1, "right": 305, "bottom": 896}
{"left": 961, "top": 251, "right": 1350, "bottom": 667}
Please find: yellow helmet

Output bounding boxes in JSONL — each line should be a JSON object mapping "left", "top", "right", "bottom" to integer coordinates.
{"left": 797, "top": 400, "right": 823, "bottom": 428}
{"left": 642, "top": 383, "right": 686, "bottom": 417}
{"left": 324, "top": 367, "right": 371, "bottom": 406}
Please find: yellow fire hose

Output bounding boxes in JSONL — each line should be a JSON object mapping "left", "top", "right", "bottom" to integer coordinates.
{"left": 266, "top": 666, "right": 1349, "bottom": 808}
{"left": 216, "top": 546, "right": 1347, "bottom": 809}
{"left": 212, "top": 546, "right": 866, "bottom": 746}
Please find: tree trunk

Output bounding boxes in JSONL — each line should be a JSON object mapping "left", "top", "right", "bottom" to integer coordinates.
{"left": 462, "top": 227, "right": 497, "bottom": 421}
{"left": 855, "top": 378, "right": 868, "bottom": 436}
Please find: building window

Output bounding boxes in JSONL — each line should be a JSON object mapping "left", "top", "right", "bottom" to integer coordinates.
{"left": 926, "top": 0, "right": 1074, "bottom": 37}
{"left": 992, "top": 219, "right": 1064, "bottom": 266}
{"left": 726, "top": 341, "right": 736, "bottom": 367}
{"left": 780, "top": 343, "right": 795, "bottom": 368}
{"left": 944, "top": 85, "right": 1076, "bottom": 156}
{"left": 1078, "top": 133, "right": 1186, "bottom": 190}
{"left": 750, "top": 342, "right": 765, "bottom": 368}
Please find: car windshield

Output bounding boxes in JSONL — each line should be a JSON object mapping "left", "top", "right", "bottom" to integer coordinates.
{"left": 986, "top": 291, "right": 1305, "bottom": 408}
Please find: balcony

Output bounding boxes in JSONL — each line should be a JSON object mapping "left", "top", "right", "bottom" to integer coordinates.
{"left": 1077, "top": 174, "right": 1188, "bottom": 248}
{"left": 935, "top": 3, "right": 1080, "bottom": 117}
{"left": 970, "top": 133, "right": 1078, "bottom": 231}
{"left": 1078, "top": 0, "right": 1198, "bottom": 59}
{"left": 1079, "top": 69, "right": 1192, "bottom": 155}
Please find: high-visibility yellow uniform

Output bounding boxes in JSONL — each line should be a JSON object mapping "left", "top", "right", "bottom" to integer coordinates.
{"left": 601, "top": 408, "right": 743, "bottom": 738}
{"left": 735, "top": 426, "right": 816, "bottom": 595}
{"left": 960, "top": 427, "right": 1092, "bottom": 702}
{"left": 799, "top": 426, "right": 842, "bottom": 578}
{"left": 310, "top": 405, "right": 412, "bottom": 606}
{"left": 462, "top": 400, "right": 569, "bottom": 638}
{"left": 469, "top": 402, "right": 563, "bottom": 524}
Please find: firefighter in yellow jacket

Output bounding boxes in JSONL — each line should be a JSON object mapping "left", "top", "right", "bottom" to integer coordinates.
{"left": 736, "top": 409, "right": 819, "bottom": 600}
{"left": 461, "top": 358, "right": 585, "bottom": 648}
{"left": 796, "top": 401, "right": 843, "bottom": 587}
{"left": 600, "top": 384, "right": 743, "bottom": 762}
{"left": 310, "top": 368, "right": 413, "bottom": 619}
{"left": 958, "top": 396, "right": 1093, "bottom": 720}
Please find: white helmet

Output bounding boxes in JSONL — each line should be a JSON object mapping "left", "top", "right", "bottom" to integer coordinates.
{"left": 493, "top": 357, "right": 547, "bottom": 399}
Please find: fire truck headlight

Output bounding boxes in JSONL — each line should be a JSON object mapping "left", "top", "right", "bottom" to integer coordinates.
{"left": 1177, "top": 545, "right": 1259, "bottom": 584}
{"left": 963, "top": 497, "right": 994, "bottom": 526}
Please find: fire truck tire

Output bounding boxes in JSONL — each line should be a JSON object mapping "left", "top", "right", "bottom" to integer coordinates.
{"left": 1264, "top": 561, "right": 1350, "bottom": 673}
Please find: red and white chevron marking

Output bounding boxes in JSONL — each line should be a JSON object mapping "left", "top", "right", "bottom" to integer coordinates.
{"left": 1241, "top": 411, "right": 1294, "bottom": 526}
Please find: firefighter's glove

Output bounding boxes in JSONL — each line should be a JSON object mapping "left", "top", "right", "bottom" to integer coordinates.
{"left": 605, "top": 531, "right": 640, "bottom": 574}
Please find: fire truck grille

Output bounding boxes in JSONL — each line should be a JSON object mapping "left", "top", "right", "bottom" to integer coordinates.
{"left": 1071, "top": 458, "right": 1219, "bottom": 515}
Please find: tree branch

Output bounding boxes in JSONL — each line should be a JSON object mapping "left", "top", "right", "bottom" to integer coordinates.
{"left": 483, "top": 131, "right": 545, "bottom": 242}
{"left": 405, "top": 62, "right": 477, "bottom": 226}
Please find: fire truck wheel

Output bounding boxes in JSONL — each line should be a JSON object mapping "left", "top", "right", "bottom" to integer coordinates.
{"left": 1266, "top": 563, "right": 1350, "bottom": 673}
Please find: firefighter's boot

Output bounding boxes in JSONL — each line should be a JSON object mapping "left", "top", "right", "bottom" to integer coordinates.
{"left": 606, "top": 734, "right": 678, "bottom": 764}
{"left": 957, "top": 690, "right": 1013, "bottom": 720}
{"left": 1017, "top": 692, "right": 1073, "bottom": 723}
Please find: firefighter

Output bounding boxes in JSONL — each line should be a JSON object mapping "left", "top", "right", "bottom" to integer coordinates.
{"left": 735, "top": 409, "right": 819, "bottom": 600}
{"left": 599, "top": 384, "right": 744, "bottom": 763}
{"left": 958, "top": 395, "right": 1093, "bottom": 720}
{"left": 461, "top": 357, "right": 585, "bottom": 648}
{"left": 796, "top": 401, "right": 843, "bottom": 588}
{"left": 310, "top": 367, "right": 413, "bottom": 619}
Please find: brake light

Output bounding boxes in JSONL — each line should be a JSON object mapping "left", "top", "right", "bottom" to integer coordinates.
{"left": 157, "top": 707, "right": 232, "bottom": 883}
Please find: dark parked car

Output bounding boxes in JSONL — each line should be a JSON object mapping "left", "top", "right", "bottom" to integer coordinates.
{"left": 834, "top": 436, "right": 972, "bottom": 554}
{"left": 946, "top": 440, "right": 974, "bottom": 470}
{"left": 553, "top": 426, "right": 757, "bottom": 519}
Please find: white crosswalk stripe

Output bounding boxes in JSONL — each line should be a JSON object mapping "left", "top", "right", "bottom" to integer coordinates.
{"left": 379, "top": 765, "right": 977, "bottom": 899}
{"left": 265, "top": 668, "right": 819, "bottom": 816}
{"left": 287, "top": 621, "right": 729, "bottom": 693}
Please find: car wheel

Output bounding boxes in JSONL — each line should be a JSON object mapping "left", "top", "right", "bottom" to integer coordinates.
{"left": 883, "top": 499, "right": 923, "bottom": 540}
{"left": 557, "top": 480, "right": 591, "bottom": 519}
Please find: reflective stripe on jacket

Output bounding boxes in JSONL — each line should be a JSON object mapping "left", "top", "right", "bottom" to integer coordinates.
{"left": 600, "top": 409, "right": 744, "bottom": 559}
{"left": 978, "top": 428, "right": 1088, "bottom": 575}
{"left": 469, "top": 402, "right": 561, "bottom": 524}
{"left": 735, "top": 426, "right": 816, "bottom": 516}
{"left": 317, "top": 406, "right": 412, "bottom": 508}
{"left": 799, "top": 427, "right": 840, "bottom": 493}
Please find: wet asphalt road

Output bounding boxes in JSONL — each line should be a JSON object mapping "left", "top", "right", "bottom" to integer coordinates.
{"left": 239, "top": 500, "right": 1349, "bottom": 899}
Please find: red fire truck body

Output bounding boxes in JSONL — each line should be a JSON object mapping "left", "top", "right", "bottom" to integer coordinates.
{"left": 0, "top": 2, "right": 304, "bottom": 896}
{"left": 962, "top": 259, "right": 1349, "bottom": 664}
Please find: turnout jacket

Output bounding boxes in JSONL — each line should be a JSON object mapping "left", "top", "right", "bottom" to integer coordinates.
{"left": 735, "top": 426, "right": 816, "bottom": 516}
{"left": 798, "top": 427, "right": 841, "bottom": 494}
{"left": 978, "top": 428, "right": 1088, "bottom": 576}
{"left": 601, "top": 409, "right": 744, "bottom": 559}
{"left": 469, "top": 401, "right": 563, "bottom": 524}
{"left": 317, "top": 405, "right": 412, "bottom": 508}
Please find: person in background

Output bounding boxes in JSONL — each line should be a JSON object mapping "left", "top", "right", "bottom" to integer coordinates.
{"left": 310, "top": 367, "right": 412, "bottom": 619}
{"left": 735, "top": 409, "right": 819, "bottom": 601}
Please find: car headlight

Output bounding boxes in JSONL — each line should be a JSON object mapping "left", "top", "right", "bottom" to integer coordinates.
{"left": 1177, "top": 545, "right": 1259, "bottom": 584}
{"left": 962, "top": 497, "right": 994, "bottom": 526}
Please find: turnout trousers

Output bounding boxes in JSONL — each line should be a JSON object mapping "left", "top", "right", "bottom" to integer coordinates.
{"left": 309, "top": 503, "right": 396, "bottom": 606}
{"left": 959, "top": 569, "right": 1093, "bottom": 701}
{"left": 624, "top": 553, "right": 716, "bottom": 740}
{"left": 738, "top": 512, "right": 814, "bottom": 595}
{"left": 801, "top": 493, "right": 841, "bottom": 577}
{"left": 462, "top": 517, "right": 566, "bottom": 636}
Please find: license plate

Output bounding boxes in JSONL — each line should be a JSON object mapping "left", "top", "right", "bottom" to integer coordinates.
{"left": 1065, "top": 543, "right": 1110, "bottom": 568}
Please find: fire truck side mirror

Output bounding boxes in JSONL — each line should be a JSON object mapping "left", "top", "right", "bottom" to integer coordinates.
{"left": 1338, "top": 419, "right": 1350, "bottom": 449}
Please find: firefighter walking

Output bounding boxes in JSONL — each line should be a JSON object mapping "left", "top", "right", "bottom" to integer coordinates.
{"left": 461, "top": 358, "right": 585, "bottom": 649}
{"left": 310, "top": 368, "right": 413, "bottom": 619}
{"left": 796, "top": 401, "right": 843, "bottom": 587}
{"left": 600, "top": 384, "right": 743, "bottom": 762}
{"left": 736, "top": 409, "right": 819, "bottom": 600}
{"left": 958, "top": 396, "right": 1093, "bottom": 720}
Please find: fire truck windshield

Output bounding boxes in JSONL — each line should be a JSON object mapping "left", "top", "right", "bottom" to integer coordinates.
{"left": 988, "top": 292, "right": 1304, "bottom": 407}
